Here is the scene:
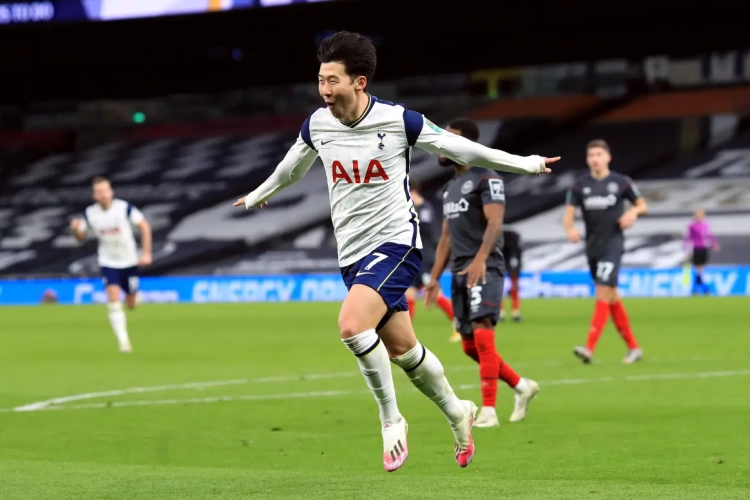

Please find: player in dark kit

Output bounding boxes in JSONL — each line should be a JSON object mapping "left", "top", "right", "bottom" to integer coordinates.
{"left": 404, "top": 184, "right": 458, "bottom": 342}
{"left": 501, "top": 228, "right": 523, "bottom": 322}
{"left": 425, "top": 118, "right": 541, "bottom": 428}
{"left": 563, "top": 139, "right": 648, "bottom": 365}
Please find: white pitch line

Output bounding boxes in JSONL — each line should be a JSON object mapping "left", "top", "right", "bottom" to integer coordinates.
{"left": 12, "top": 379, "right": 248, "bottom": 412}
{"left": 36, "top": 390, "right": 360, "bottom": 412}
{"left": 4, "top": 369, "right": 748, "bottom": 414}
{"left": 4, "top": 355, "right": 721, "bottom": 414}
{"left": 457, "top": 369, "right": 750, "bottom": 390}
{"left": 248, "top": 356, "right": 716, "bottom": 384}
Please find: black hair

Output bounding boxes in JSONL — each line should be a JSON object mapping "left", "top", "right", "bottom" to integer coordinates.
{"left": 317, "top": 31, "right": 377, "bottom": 87}
{"left": 447, "top": 117, "right": 480, "bottom": 142}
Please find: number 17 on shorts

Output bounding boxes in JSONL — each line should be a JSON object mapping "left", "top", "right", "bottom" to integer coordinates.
{"left": 588, "top": 256, "right": 620, "bottom": 287}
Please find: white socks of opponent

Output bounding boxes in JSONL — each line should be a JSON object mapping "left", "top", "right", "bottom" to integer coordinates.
{"left": 342, "top": 330, "right": 465, "bottom": 427}
{"left": 107, "top": 302, "right": 132, "bottom": 353}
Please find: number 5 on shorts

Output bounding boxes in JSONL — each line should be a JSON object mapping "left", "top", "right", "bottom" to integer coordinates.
{"left": 470, "top": 286, "right": 482, "bottom": 311}
{"left": 365, "top": 252, "right": 388, "bottom": 271}
{"left": 596, "top": 261, "right": 614, "bottom": 282}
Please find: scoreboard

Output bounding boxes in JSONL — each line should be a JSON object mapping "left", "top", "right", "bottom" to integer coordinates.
{"left": 0, "top": 0, "right": 336, "bottom": 25}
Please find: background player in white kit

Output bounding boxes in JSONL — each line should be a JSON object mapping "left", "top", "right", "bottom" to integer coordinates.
{"left": 233, "top": 31, "right": 559, "bottom": 472}
{"left": 70, "top": 176, "right": 152, "bottom": 353}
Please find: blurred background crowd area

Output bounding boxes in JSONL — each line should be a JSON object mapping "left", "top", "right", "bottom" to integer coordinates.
{"left": 0, "top": 0, "right": 748, "bottom": 280}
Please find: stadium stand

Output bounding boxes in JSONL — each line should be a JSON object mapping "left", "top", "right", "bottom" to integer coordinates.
{"left": 3, "top": 69, "right": 750, "bottom": 278}
{"left": 511, "top": 86, "right": 750, "bottom": 270}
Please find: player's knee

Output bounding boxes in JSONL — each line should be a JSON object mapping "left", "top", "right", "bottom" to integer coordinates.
{"left": 105, "top": 286, "right": 121, "bottom": 303}
{"left": 338, "top": 310, "right": 379, "bottom": 339}
{"left": 383, "top": 337, "right": 414, "bottom": 358}
{"left": 338, "top": 315, "right": 364, "bottom": 339}
{"left": 595, "top": 285, "right": 616, "bottom": 303}
{"left": 338, "top": 285, "right": 388, "bottom": 338}
{"left": 107, "top": 301, "right": 123, "bottom": 314}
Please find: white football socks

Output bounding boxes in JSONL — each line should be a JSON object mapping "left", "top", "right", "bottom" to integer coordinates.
{"left": 391, "top": 342, "right": 465, "bottom": 426}
{"left": 342, "top": 329, "right": 402, "bottom": 426}
{"left": 107, "top": 302, "right": 130, "bottom": 346}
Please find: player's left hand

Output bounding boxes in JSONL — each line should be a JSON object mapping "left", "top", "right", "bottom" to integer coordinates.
{"left": 537, "top": 156, "right": 561, "bottom": 175}
{"left": 423, "top": 279, "right": 441, "bottom": 309}
{"left": 458, "top": 259, "right": 487, "bottom": 288}
{"left": 138, "top": 253, "right": 152, "bottom": 266}
{"left": 618, "top": 209, "right": 638, "bottom": 229}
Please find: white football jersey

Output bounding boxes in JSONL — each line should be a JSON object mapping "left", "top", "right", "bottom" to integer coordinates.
{"left": 243, "top": 95, "right": 545, "bottom": 267}
{"left": 305, "top": 96, "right": 425, "bottom": 266}
{"left": 80, "top": 199, "right": 144, "bottom": 269}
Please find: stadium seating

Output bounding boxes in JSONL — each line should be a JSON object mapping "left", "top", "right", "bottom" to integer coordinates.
{"left": 509, "top": 87, "right": 750, "bottom": 271}
{"left": 2, "top": 86, "right": 750, "bottom": 277}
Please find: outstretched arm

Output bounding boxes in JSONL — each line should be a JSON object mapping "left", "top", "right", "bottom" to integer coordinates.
{"left": 619, "top": 178, "right": 648, "bottom": 229}
{"left": 563, "top": 187, "right": 582, "bottom": 243}
{"left": 234, "top": 135, "right": 318, "bottom": 209}
{"left": 137, "top": 219, "right": 153, "bottom": 265}
{"left": 683, "top": 225, "right": 693, "bottom": 253}
{"left": 429, "top": 219, "right": 452, "bottom": 283}
{"left": 425, "top": 218, "right": 452, "bottom": 309}
{"left": 403, "top": 111, "right": 558, "bottom": 175}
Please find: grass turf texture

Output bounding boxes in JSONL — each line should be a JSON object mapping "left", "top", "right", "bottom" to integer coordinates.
{"left": 0, "top": 297, "right": 748, "bottom": 499}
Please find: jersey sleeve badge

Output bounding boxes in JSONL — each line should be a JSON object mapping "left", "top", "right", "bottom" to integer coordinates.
{"left": 425, "top": 118, "right": 442, "bottom": 134}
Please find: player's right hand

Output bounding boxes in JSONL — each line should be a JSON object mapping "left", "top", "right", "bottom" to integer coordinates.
{"left": 70, "top": 218, "right": 82, "bottom": 231}
{"left": 566, "top": 228, "right": 581, "bottom": 243}
{"left": 423, "top": 279, "right": 441, "bottom": 309}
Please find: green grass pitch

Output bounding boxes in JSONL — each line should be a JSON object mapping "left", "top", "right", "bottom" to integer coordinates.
{"left": 0, "top": 297, "right": 748, "bottom": 499}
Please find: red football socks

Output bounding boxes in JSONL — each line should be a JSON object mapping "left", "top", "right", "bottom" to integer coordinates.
{"left": 473, "top": 329, "right": 499, "bottom": 407}
{"left": 510, "top": 275, "right": 520, "bottom": 311}
{"left": 610, "top": 301, "right": 639, "bottom": 349}
{"left": 461, "top": 339, "right": 479, "bottom": 363}
{"left": 406, "top": 297, "right": 415, "bottom": 319}
{"left": 463, "top": 334, "right": 521, "bottom": 400}
{"left": 497, "top": 355, "right": 521, "bottom": 388}
{"left": 436, "top": 294, "right": 454, "bottom": 320}
{"left": 587, "top": 301, "right": 610, "bottom": 352}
